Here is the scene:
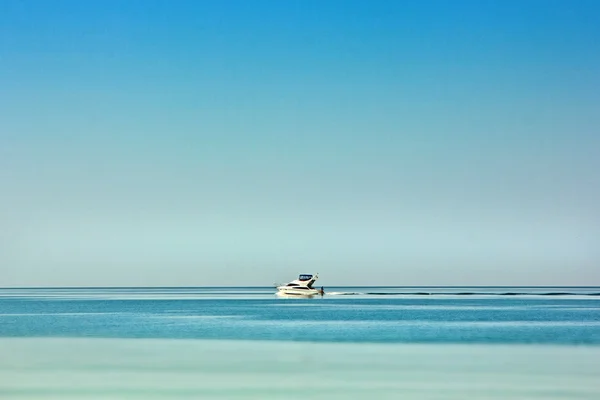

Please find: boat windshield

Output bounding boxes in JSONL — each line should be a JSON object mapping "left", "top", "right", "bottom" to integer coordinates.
{"left": 298, "top": 274, "right": 313, "bottom": 281}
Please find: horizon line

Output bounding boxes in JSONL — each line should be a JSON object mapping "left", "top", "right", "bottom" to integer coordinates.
{"left": 1, "top": 285, "right": 599, "bottom": 290}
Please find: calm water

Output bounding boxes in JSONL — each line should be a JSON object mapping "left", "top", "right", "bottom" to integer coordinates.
{"left": 1, "top": 287, "right": 599, "bottom": 399}
{"left": 1, "top": 286, "right": 599, "bottom": 344}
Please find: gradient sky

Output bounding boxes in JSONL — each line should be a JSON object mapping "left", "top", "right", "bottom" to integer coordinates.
{"left": 1, "top": 0, "right": 599, "bottom": 287}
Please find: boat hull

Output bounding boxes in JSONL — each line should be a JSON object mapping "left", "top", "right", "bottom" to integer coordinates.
{"left": 276, "top": 288, "right": 320, "bottom": 296}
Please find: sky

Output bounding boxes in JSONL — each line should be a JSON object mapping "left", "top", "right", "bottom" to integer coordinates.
{"left": 1, "top": 0, "right": 599, "bottom": 287}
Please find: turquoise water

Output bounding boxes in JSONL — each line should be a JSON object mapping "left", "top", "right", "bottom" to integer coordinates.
{"left": 1, "top": 287, "right": 599, "bottom": 399}
{"left": 1, "top": 286, "right": 599, "bottom": 344}
{"left": 2, "top": 339, "right": 599, "bottom": 399}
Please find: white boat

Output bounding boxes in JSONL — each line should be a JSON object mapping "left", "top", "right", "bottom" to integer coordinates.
{"left": 276, "top": 273, "right": 324, "bottom": 297}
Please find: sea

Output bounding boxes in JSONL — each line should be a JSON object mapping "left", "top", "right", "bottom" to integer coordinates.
{"left": 1, "top": 286, "right": 599, "bottom": 399}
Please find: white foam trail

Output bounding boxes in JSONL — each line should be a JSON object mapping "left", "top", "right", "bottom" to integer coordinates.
{"left": 326, "top": 292, "right": 364, "bottom": 295}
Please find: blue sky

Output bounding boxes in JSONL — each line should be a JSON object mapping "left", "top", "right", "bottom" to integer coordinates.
{"left": 1, "top": 0, "right": 599, "bottom": 286}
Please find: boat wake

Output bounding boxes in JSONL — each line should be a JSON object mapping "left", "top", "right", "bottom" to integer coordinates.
{"left": 326, "top": 291, "right": 600, "bottom": 297}
{"left": 326, "top": 292, "right": 363, "bottom": 296}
